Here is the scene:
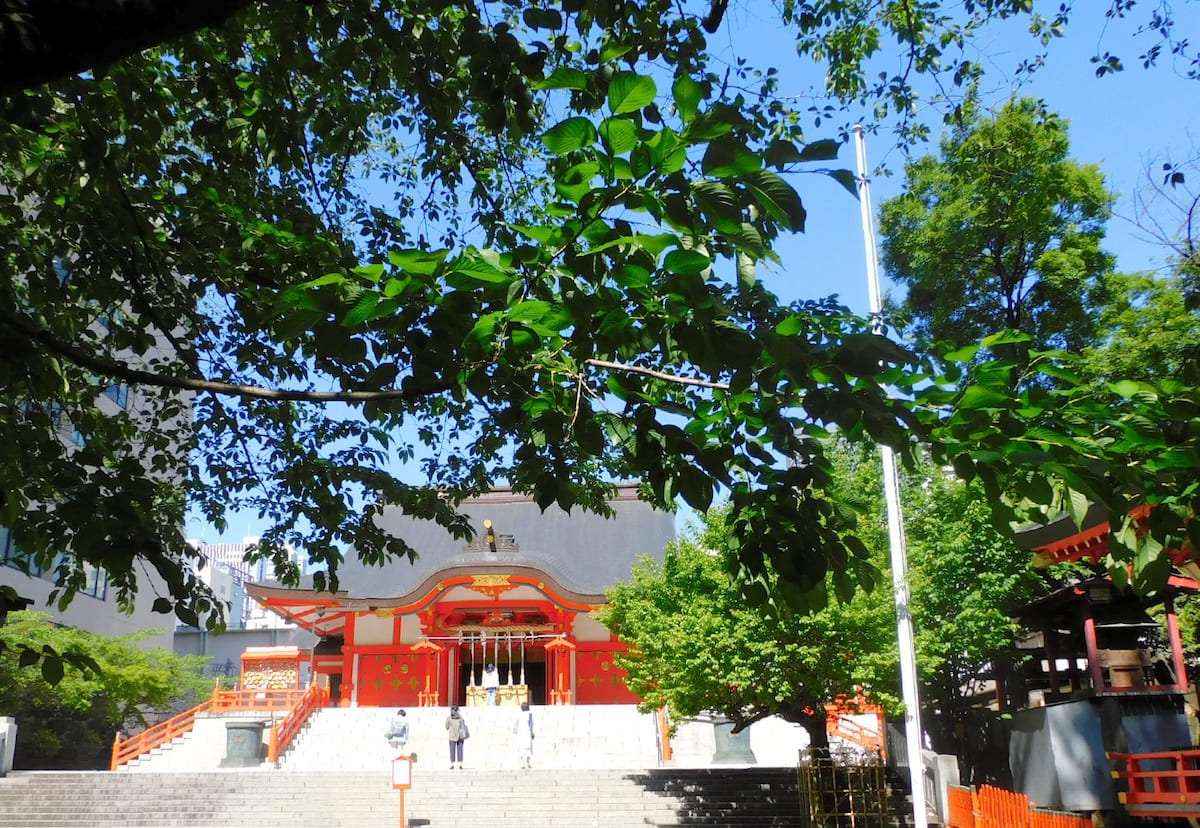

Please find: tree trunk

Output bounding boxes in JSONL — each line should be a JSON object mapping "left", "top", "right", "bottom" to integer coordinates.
{"left": 801, "top": 707, "right": 830, "bottom": 758}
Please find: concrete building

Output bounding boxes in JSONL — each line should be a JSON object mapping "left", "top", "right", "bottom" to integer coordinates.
{"left": 187, "top": 537, "right": 303, "bottom": 630}
{"left": 0, "top": 379, "right": 176, "bottom": 648}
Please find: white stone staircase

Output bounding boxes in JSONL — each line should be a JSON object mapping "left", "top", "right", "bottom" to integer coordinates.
{"left": 117, "top": 704, "right": 813, "bottom": 773}
{"left": 281, "top": 704, "right": 661, "bottom": 771}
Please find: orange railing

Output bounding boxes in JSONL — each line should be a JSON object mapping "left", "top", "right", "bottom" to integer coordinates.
{"left": 110, "top": 694, "right": 215, "bottom": 770}
{"left": 111, "top": 681, "right": 327, "bottom": 770}
{"left": 267, "top": 682, "right": 329, "bottom": 764}
{"left": 1110, "top": 749, "right": 1200, "bottom": 819}
{"left": 947, "top": 784, "right": 975, "bottom": 828}
{"left": 947, "top": 784, "right": 1090, "bottom": 828}
{"left": 656, "top": 707, "right": 673, "bottom": 762}
{"left": 210, "top": 687, "right": 310, "bottom": 711}
{"left": 828, "top": 714, "right": 884, "bottom": 757}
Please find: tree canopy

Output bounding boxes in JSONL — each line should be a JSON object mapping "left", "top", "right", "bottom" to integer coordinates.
{"left": 598, "top": 500, "right": 899, "bottom": 748}
{"left": 2, "top": 0, "right": 1199, "bottom": 630}
{"left": 879, "top": 95, "right": 1114, "bottom": 361}
{"left": 0, "top": 612, "right": 211, "bottom": 768}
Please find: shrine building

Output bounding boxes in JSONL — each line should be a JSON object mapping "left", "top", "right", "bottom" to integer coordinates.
{"left": 245, "top": 485, "right": 675, "bottom": 708}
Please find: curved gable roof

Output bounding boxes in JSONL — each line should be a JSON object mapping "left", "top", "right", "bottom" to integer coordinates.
{"left": 323, "top": 485, "right": 675, "bottom": 600}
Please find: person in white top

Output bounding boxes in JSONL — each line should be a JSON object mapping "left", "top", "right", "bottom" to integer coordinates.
{"left": 482, "top": 663, "right": 500, "bottom": 705}
{"left": 513, "top": 702, "right": 534, "bottom": 769}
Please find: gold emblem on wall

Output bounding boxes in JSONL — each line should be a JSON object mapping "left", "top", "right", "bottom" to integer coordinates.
{"left": 465, "top": 574, "right": 517, "bottom": 599}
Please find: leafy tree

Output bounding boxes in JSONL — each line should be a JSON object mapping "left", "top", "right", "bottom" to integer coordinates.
{"left": 902, "top": 464, "right": 1048, "bottom": 783}
{"left": 874, "top": 98, "right": 1200, "bottom": 601}
{"left": 813, "top": 440, "right": 1048, "bottom": 779}
{"left": 598, "top": 500, "right": 899, "bottom": 751}
{"left": 879, "top": 96, "right": 1115, "bottom": 362}
{"left": 0, "top": 612, "right": 211, "bottom": 768}
{"left": 1, "top": 0, "right": 1199, "bottom": 639}
{"left": 1077, "top": 271, "right": 1200, "bottom": 388}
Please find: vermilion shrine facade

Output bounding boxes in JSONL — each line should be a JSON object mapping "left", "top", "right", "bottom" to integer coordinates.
{"left": 246, "top": 485, "right": 676, "bottom": 708}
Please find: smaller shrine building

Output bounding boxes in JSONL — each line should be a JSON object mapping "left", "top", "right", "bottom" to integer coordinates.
{"left": 246, "top": 485, "right": 675, "bottom": 708}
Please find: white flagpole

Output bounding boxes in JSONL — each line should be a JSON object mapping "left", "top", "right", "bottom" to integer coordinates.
{"left": 853, "top": 123, "right": 928, "bottom": 828}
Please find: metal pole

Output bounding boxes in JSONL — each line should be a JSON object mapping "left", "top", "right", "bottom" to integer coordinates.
{"left": 853, "top": 123, "right": 928, "bottom": 828}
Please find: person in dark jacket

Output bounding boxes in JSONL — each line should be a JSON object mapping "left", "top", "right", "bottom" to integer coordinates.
{"left": 445, "top": 704, "right": 468, "bottom": 769}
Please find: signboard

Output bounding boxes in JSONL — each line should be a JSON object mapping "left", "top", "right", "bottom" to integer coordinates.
{"left": 391, "top": 755, "right": 413, "bottom": 790}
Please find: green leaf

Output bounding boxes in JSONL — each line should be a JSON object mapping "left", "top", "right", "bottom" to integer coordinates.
{"left": 448, "top": 257, "right": 513, "bottom": 285}
{"left": 826, "top": 169, "right": 859, "bottom": 198}
{"left": 765, "top": 140, "right": 803, "bottom": 168}
{"left": 672, "top": 76, "right": 703, "bottom": 124}
{"left": 543, "top": 117, "right": 598, "bottom": 154}
{"left": 343, "top": 291, "right": 380, "bottom": 327}
{"left": 295, "top": 272, "right": 346, "bottom": 290}
{"left": 746, "top": 171, "right": 806, "bottom": 232}
{"left": 798, "top": 139, "right": 840, "bottom": 161}
{"left": 943, "top": 343, "right": 980, "bottom": 363}
{"left": 599, "top": 118, "right": 639, "bottom": 155}
{"left": 607, "top": 72, "right": 657, "bottom": 115}
{"left": 41, "top": 654, "right": 64, "bottom": 685}
{"left": 701, "top": 136, "right": 762, "bottom": 178}
{"left": 508, "top": 224, "right": 555, "bottom": 244}
{"left": 981, "top": 329, "right": 1033, "bottom": 347}
{"left": 387, "top": 249, "right": 448, "bottom": 276}
{"left": 957, "top": 386, "right": 1011, "bottom": 411}
{"left": 600, "top": 42, "right": 633, "bottom": 63}
{"left": 1067, "top": 488, "right": 1090, "bottom": 528}
{"left": 533, "top": 67, "right": 589, "bottom": 91}
{"left": 663, "top": 248, "right": 712, "bottom": 275}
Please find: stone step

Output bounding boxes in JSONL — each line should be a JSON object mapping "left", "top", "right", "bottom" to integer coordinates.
{"left": 0, "top": 769, "right": 804, "bottom": 828}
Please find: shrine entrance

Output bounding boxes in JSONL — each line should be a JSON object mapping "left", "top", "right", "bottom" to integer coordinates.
{"left": 458, "top": 634, "right": 551, "bottom": 706}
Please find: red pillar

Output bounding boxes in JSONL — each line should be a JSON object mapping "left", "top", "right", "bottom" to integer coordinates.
{"left": 1166, "top": 594, "right": 1189, "bottom": 691}
{"left": 1080, "top": 599, "right": 1105, "bottom": 690}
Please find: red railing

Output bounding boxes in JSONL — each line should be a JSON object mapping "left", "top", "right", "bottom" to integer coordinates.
{"left": 947, "top": 785, "right": 975, "bottom": 828}
{"left": 1110, "top": 749, "right": 1200, "bottom": 818}
{"left": 947, "top": 785, "right": 1090, "bottom": 828}
{"left": 828, "top": 714, "right": 884, "bottom": 756}
{"left": 268, "top": 682, "right": 329, "bottom": 764}
{"left": 111, "top": 682, "right": 326, "bottom": 770}
{"left": 110, "top": 694, "right": 215, "bottom": 770}
{"left": 210, "top": 687, "right": 310, "bottom": 711}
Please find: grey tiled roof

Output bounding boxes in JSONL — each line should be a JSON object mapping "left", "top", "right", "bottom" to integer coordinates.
{"left": 317, "top": 485, "right": 676, "bottom": 600}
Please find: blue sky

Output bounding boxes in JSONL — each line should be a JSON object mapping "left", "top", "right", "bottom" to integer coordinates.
{"left": 714, "top": 3, "right": 1200, "bottom": 317}
{"left": 187, "top": 5, "right": 1200, "bottom": 545}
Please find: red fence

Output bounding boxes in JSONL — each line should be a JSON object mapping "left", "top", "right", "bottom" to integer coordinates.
{"left": 1109, "top": 749, "right": 1200, "bottom": 819}
{"left": 110, "top": 696, "right": 215, "bottom": 770}
{"left": 947, "top": 785, "right": 1090, "bottom": 828}
{"left": 268, "top": 682, "right": 328, "bottom": 763}
{"left": 111, "top": 682, "right": 327, "bottom": 770}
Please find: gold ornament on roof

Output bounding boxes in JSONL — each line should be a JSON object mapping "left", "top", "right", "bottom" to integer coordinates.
{"left": 465, "top": 574, "right": 517, "bottom": 599}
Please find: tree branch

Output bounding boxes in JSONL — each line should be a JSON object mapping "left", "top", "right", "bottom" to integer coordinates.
{"left": 2, "top": 310, "right": 453, "bottom": 404}
{"left": 0, "top": 0, "right": 260, "bottom": 95}
{"left": 584, "top": 358, "right": 730, "bottom": 390}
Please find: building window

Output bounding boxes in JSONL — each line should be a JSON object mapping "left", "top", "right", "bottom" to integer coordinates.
{"left": 1, "top": 527, "right": 41, "bottom": 576}
{"left": 48, "top": 551, "right": 107, "bottom": 600}
{"left": 81, "top": 563, "right": 108, "bottom": 600}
